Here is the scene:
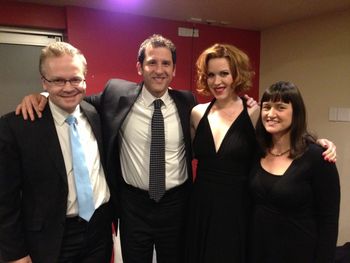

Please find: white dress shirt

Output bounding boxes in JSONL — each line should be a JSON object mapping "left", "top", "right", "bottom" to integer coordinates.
{"left": 119, "top": 87, "right": 188, "bottom": 191}
{"left": 49, "top": 100, "right": 110, "bottom": 217}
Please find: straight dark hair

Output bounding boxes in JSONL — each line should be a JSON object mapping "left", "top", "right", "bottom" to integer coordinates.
{"left": 255, "top": 81, "right": 316, "bottom": 159}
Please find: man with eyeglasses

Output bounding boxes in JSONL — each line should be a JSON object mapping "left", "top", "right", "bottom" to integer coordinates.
{"left": 0, "top": 42, "right": 112, "bottom": 263}
{"left": 14, "top": 34, "right": 196, "bottom": 263}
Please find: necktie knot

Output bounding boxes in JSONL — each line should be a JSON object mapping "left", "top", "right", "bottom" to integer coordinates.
{"left": 65, "top": 115, "right": 77, "bottom": 126}
{"left": 153, "top": 99, "right": 163, "bottom": 109}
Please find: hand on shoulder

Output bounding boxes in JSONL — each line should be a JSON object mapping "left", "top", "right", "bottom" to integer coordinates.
{"left": 247, "top": 103, "right": 260, "bottom": 127}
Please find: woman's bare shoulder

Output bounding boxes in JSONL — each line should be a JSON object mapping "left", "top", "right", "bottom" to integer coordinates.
{"left": 192, "top": 102, "right": 210, "bottom": 116}
{"left": 191, "top": 102, "right": 211, "bottom": 127}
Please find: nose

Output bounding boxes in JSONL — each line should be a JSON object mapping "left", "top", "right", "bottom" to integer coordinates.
{"left": 63, "top": 81, "right": 73, "bottom": 87}
{"left": 62, "top": 82, "right": 77, "bottom": 92}
{"left": 154, "top": 63, "right": 163, "bottom": 74}
{"left": 213, "top": 74, "right": 221, "bottom": 85}
{"left": 267, "top": 108, "right": 276, "bottom": 117}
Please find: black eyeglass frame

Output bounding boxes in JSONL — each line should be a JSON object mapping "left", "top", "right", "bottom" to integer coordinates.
{"left": 41, "top": 75, "right": 86, "bottom": 87}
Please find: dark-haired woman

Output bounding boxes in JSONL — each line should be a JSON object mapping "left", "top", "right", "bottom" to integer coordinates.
{"left": 250, "top": 81, "right": 340, "bottom": 263}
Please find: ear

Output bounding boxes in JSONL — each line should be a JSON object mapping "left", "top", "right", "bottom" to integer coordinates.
{"left": 42, "top": 79, "right": 48, "bottom": 91}
{"left": 136, "top": 62, "right": 142, "bottom": 76}
{"left": 82, "top": 80, "right": 87, "bottom": 91}
{"left": 172, "top": 65, "right": 176, "bottom": 77}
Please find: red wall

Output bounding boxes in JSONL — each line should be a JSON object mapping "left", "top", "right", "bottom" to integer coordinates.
{"left": 0, "top": 1, "right": 260, "bottom": 101}
{"left": 0, "top": 1, "right": 66, "bottom": 29}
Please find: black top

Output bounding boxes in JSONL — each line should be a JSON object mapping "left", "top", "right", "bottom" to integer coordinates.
{"left": 186, "top": 99, "right": 256, "bottom": 263}
{"left": 249, "top": 143, "right": 340, "bottom": 263}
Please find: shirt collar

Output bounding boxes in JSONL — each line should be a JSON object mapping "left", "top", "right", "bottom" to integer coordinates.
{"left": 141, "top": 84, "right": 171, "bottom": 109}
{"left": 49, "top": 100, "right": 81, "bottom": 126}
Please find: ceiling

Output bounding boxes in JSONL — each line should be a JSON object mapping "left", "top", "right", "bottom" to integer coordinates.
{"left": 18, "top": 0, "right": 350, "bottom": 30}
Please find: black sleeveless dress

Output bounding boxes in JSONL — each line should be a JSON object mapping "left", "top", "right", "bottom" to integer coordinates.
{"left": 185, "top": 99, "right": 256, "bottom": 263}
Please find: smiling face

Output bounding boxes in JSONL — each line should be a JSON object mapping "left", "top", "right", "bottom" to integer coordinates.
{"left": 136, "top": 45, "right": 176, "bottom": 98}
{"left": 206, "top": 57, "right": 236, "bottom": 101}
{"left": 261, "top": 100, "right": 293, "bottom": 137}
{"left": 42, "top": 54, "right": 86, "bottom": 113}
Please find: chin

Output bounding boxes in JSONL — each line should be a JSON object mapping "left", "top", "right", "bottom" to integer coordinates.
{"left": 265, "top": 128, "right": 276, "bottom": 134}
{"left": 62, "top": 102, "right": 80, "bottom": 112}
{"left": 215, "top": 94, "right": 227, "bottom": 100}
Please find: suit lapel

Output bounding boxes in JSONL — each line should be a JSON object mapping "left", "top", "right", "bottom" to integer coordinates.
{"left": 112, "top": 94, "right": 139, "bottom": 132}
{"left": 39, "top": 105, "right": 68, "bottom": 185}
{"left": 80, "top": 101, "right": 101, "bottom": 143}
{"left": 168, "top": 89, "right": 194, "bottom": 181}
{"left": 168, "top": 89, "right": 189, "bottom": 136}
{"left": 108, "top": 83, "right": 142, "bottom": 146}
{"left": 80, "top": 100, "right": 105, "bottom": 166}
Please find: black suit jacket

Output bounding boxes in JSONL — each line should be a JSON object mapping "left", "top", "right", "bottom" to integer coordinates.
{"left": 0, "top": 101, "right": 106, "bottom": 262}
{"left": 88, "top": 79, "right": 197, "bottom": 214}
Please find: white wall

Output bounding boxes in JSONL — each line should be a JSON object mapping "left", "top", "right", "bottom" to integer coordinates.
{"left": 260, "top": 9, "right": 350, "bottom": 245}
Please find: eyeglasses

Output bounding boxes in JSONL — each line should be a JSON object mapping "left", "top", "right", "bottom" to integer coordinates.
{"left": 41, "top": 75, "right": 85, "bottom": 87}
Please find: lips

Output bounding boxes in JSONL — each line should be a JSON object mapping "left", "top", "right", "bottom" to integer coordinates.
{"left": 153, "top": 76, "right": 166, "bottom": 82}
{"left": 61, "top": 94, "right": 79, "bottom": 98}
{"left": 266, "top": 119, "right": 278, "bottom": 123}
{"left": 213, "top": 86, "right": 226, "bottom": 93}
{"left": 60, "top": 92, "right": 82, "bottom": 100}
{"left": 264, "top": 119, "right": 280, "bottom": 128}
{"left": 266, "top": 120, "right": 279, "bottom": 125}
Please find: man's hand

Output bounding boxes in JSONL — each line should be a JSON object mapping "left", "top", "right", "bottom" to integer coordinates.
{"left": 9, "top": 255, "right": 32, "bottom": 263}
{"left": 15, "top": 94, "right": 47, "bottom": 121}
{"left": 317, "top": 138, "right": 337, "bottom": 162}
{"left": 244, "top": 94, "right": 260, "bottom": 126}
{"left": 244, "top": 94, "right": 258, "bottom": 108}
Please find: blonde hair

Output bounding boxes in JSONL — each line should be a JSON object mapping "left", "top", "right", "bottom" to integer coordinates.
{"left": 39, "top": 41, "right": 87, "bottom": 76}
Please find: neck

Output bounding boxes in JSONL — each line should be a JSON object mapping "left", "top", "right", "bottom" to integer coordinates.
{"left": 214, "top": 95, "right": 240, "bottom": 109}
{"left": 268, "top": 148, "right": 290, "bottom": 157}
{"left": 272, "top": 132, "right": 290, "bottom": 147}
{"left": 269, "top": 134, "right": 291, "bottom": 156}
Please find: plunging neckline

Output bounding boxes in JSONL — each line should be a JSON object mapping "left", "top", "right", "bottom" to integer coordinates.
{"left": 205, "top": 99, "right": 245, "bottom": 155}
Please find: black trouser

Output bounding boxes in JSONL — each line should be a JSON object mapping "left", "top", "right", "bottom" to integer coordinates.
{"left": 58, "top": 202, "right": 113, "bottom": 263}
{"left": 119, "top": 181, "right": 191, "bottom": 263}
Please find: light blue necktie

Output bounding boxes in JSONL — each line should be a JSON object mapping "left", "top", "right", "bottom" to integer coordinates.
{"left": 65, "top": 115, "right": 95, "bottom": 221}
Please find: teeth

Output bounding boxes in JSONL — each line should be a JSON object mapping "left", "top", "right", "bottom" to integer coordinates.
{"left": 214, "top": 87, "right": 225, "bottom": 91}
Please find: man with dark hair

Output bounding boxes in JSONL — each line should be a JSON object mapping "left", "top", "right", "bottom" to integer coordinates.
{"left": 15, "top": 35, "right": 196, "bottom": 263}
{"left": 92, "top": 34, "right": 196, "bottom": 263}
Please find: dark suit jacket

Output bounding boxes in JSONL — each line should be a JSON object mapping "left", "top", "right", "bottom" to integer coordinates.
{"left": 88, "top": 78, "right": 197, "bottom": 214}
{"left": 0, "top": 101, "right": 106, "bottom": 263}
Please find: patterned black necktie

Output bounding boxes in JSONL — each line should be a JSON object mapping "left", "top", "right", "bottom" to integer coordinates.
{"left": 149, "top": 99, "right": 165, "bottom": 202}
